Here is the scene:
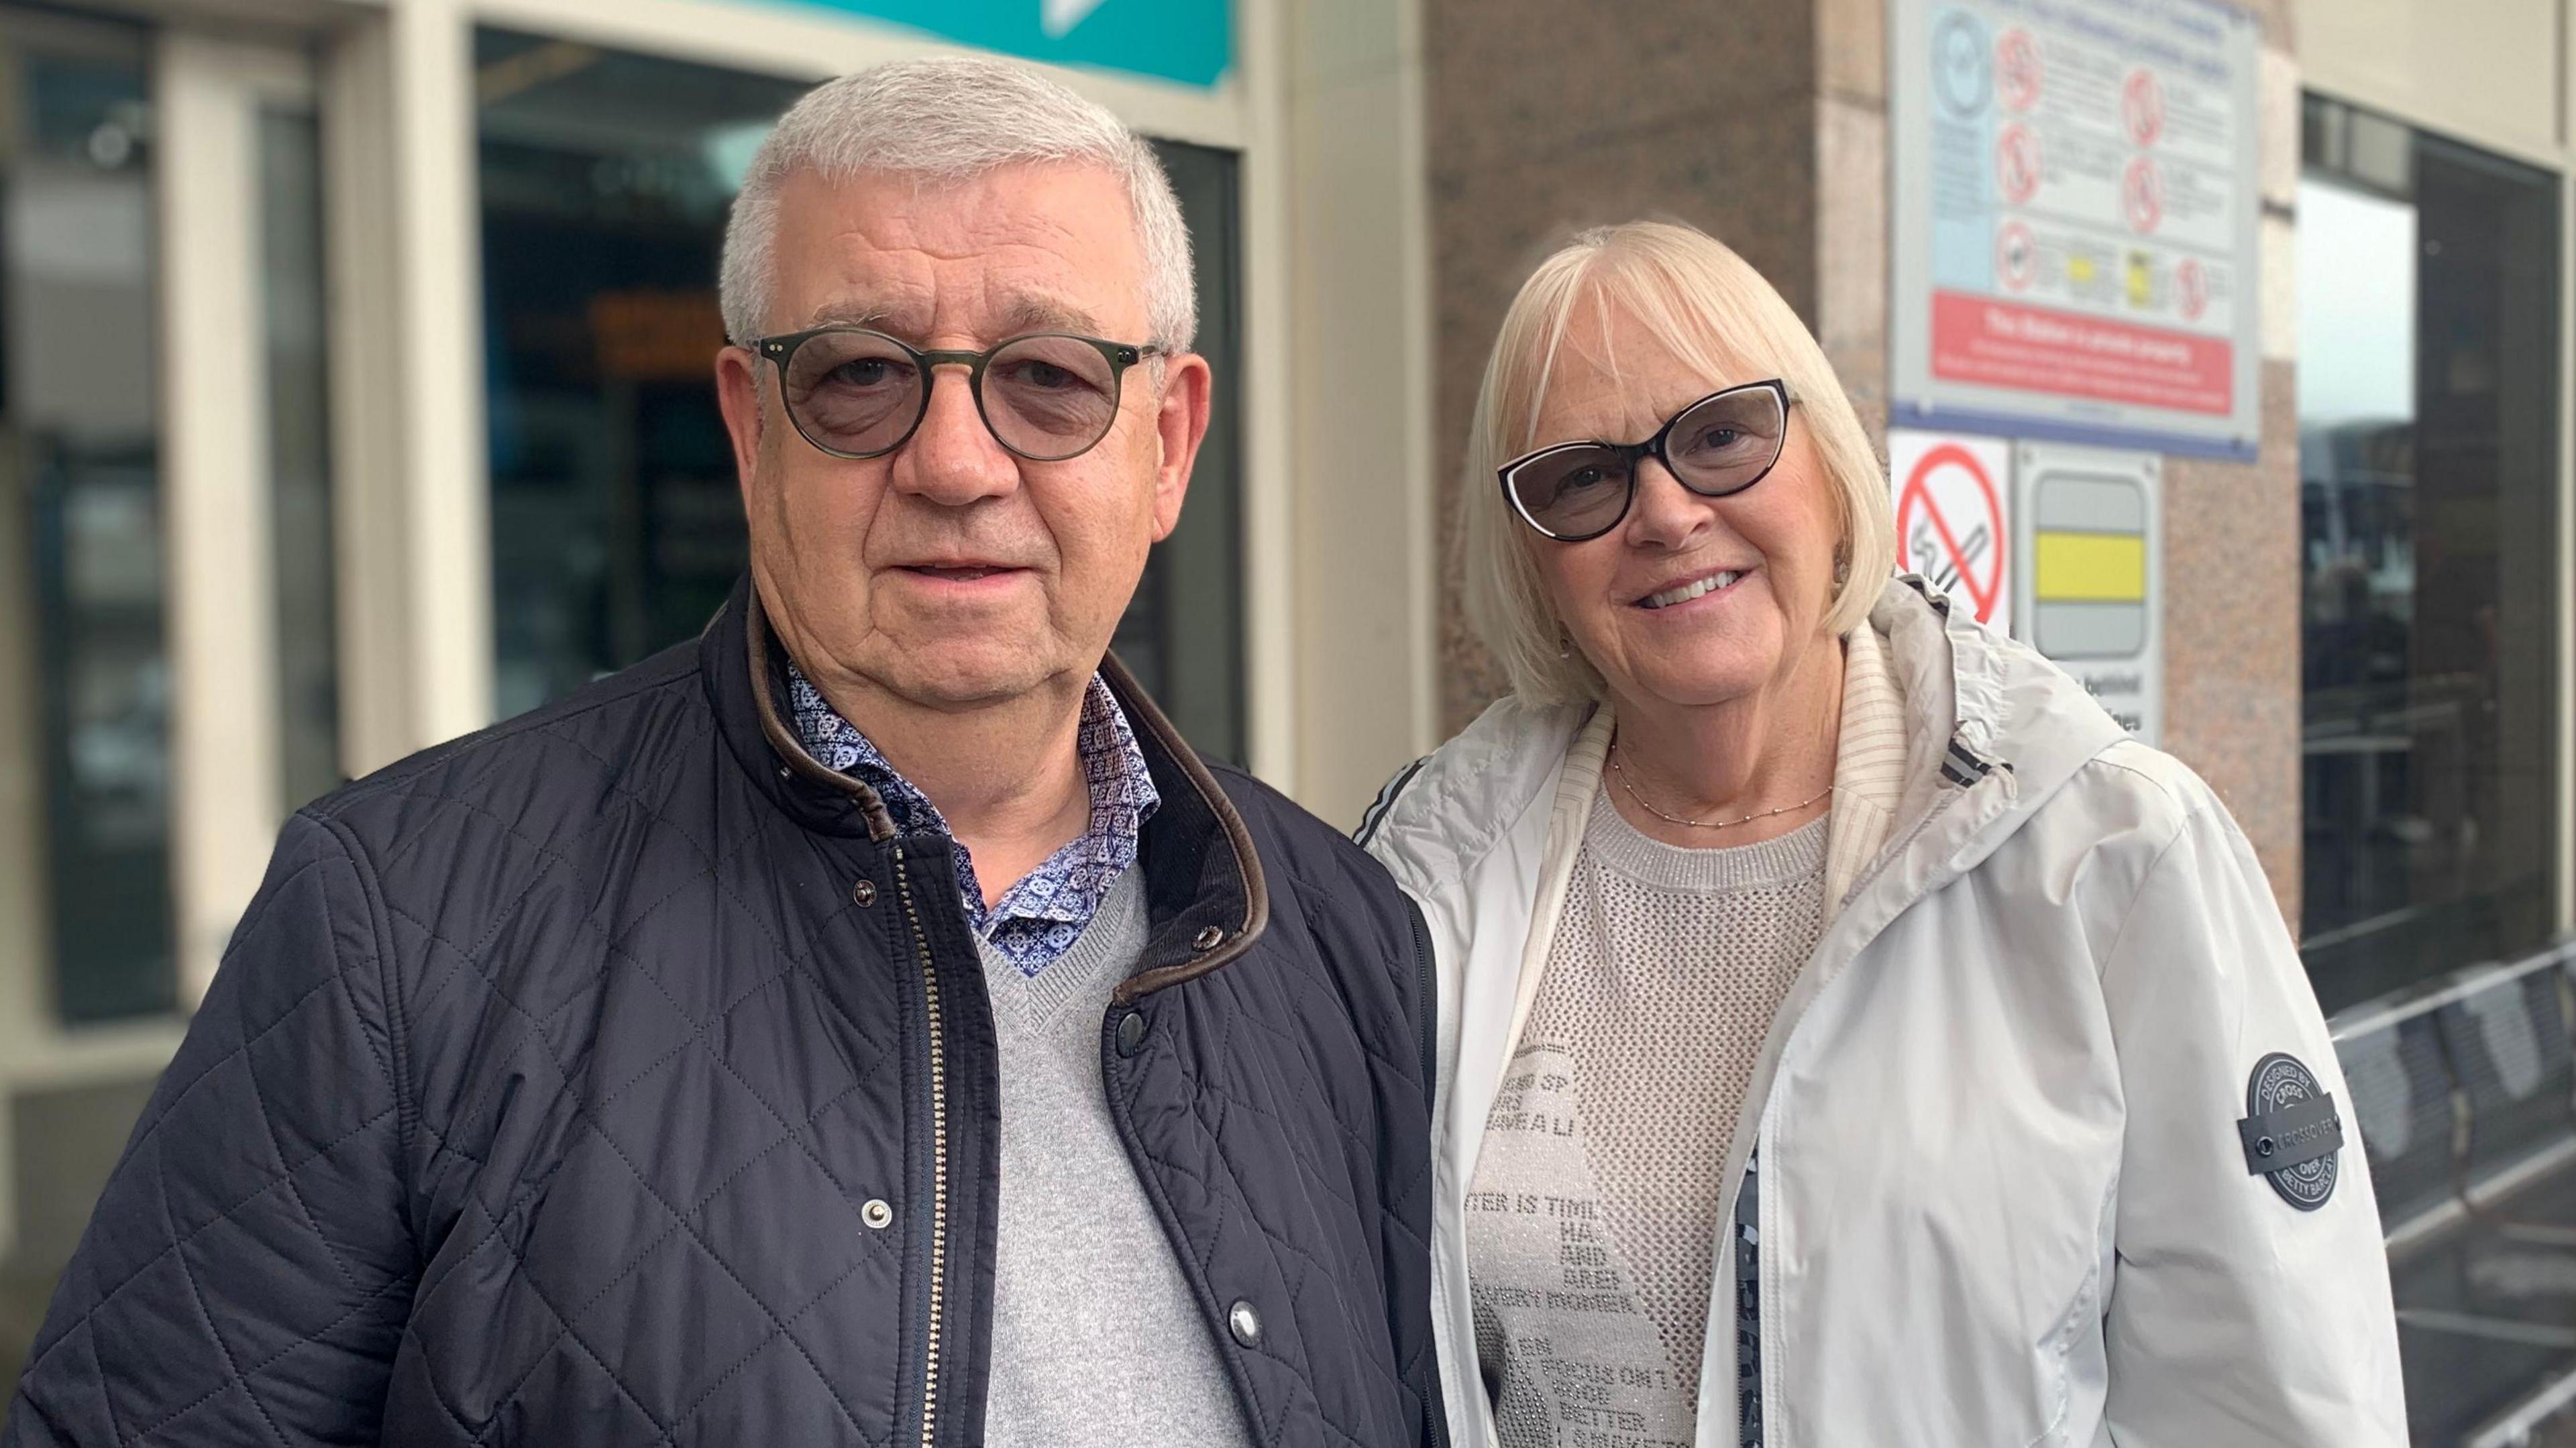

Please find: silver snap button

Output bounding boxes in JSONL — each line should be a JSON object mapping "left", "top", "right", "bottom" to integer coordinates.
{"left": 862, "top": 1199, "right": 894, "bottom": 1229}
{"left": 1228, "top": 1298, "right": 1261, "bottom": 1347}
{"left": 1116, "top": 1010, "right": 1147, "bottom": 1056}
{"left": 1193, "top": 926, "right": 1226, "bottom": 952}
{"left": 852, "top": 879, "right": 878, "bottom": 907}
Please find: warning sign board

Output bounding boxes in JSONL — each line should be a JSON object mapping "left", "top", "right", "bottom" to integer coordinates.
{"left": 1888, "top": 429, "right": 2011, "bottom": 634}
{"left": 1889, "top": 0, "right": 2260, "bottom": 459}
{"left": 2012, "top": 441, "right": 2160, "bottom": 743}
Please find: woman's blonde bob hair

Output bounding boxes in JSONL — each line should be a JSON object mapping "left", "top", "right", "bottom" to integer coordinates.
{"left": 1460, "top": 220, "right": 1896, "bottom": 707}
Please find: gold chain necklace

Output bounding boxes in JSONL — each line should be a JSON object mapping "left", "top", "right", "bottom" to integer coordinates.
{"left": 1607, "top": 742, "right": 1835, "bottom": 832}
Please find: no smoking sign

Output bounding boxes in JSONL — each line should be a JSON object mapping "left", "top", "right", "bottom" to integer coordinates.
{"left": 1887, "top": 430, "right": 2011, "bottom": 633}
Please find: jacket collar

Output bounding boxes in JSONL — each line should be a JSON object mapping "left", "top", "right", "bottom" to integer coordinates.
{"left": 700, "top": 573, "right": 1267, "bottom": 999}
{"left": 1872, "top": 572, "right": 2129, "bottom": 813}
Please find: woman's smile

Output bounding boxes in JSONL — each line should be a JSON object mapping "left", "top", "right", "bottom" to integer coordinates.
{"left": 1633, "top": 565, "right": 1754, "bottom": 612}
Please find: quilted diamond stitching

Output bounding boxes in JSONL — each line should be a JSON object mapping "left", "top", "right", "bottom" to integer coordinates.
{"left": 234, "top": 1031, "right": 367, "bottom": 1299}
{"left": 128, "top": 1273, "right": 411, "bottom": 1446}
{"left": 159, "top": 1164, "right": 297, "bottom": 1448}
{"left": 1149, "top": 1074, "right": 1414, "bottom": 1448}
{"left": 413, "top": 1195, "right": 672, "bottom": 1441}
{"left": 488, "top": 1109, "right": 875, "bottom": 1441}
{"left": 390, "top": 897, "right": 895, "bottom": 1334}
{"left": 374, "top": 895, "right": 886, "bottom": 1441}
{"left": 85, "top": 1319, "right": 126, "bottom": 1448}
{"left": 17, "top": 1101, "right": 398, "bottom": 1390}
{"left": 584, "top": 919, "right": 894, "bottom": 1123}
{"left": 1192, "top": 1007, "right": 1371, "bottom": 1220}
{"left": 377, "top": 775, "right": 888, "bottom": 1325}
{"left": 422, "top": 789, "right": 895, "bottom": 1202}
{"left": 1133, "top": 1153, "right": 1293, "bottom": 1448}
{"left": 310, "top": 843, "right": 403, "bottom": 1105}
{"left": 362, "top": 712, "right": 713, "bottom": 883}
{"left": 392, "top": 744, "right": 853, "bottom": 1076}
{"left": 109, "top": 905, "right": 345, "bottom": 1166}
{"left": 374, "top": 728, "right": 748, "bottom": 1030}
{"left": 648, "top": 1249, "right": 891, "bottom": 1448}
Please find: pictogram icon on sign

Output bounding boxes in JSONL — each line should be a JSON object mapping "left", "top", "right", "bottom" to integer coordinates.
{"left": 1897, "top": 443, "right": 2008, "bottom": 625}
{"left": 1997, "top": 30, "right": 2042, "bottom": 112}
{"left": 2177, "top": 258, "right": 2208, "bottom": 321}
{"left": 1998, "top": 125, "right": 2042, "bottom": 205}
{"left": 1933, "top": 11, "right": 1992, "bottom": 118}
{"left": 1996, "top": 221, "right": 2035, "bottom": 291}
{"left": 2123, "top": 156, "right": 2162, "bottom": 233}
{"left": 2123, "top": 68, "right": 2164, "bottom": 146}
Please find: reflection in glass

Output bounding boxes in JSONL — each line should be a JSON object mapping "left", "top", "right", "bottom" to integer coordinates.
{"left": 1114, "top": 140, "right": 1243, "bottom": 763}
{"left": 477, "top": 34, "right": 1248, "bottom": 762}
{"left": 262, "top": 107, "right": 340, "bottom": 812}
{"left": 2296, "top": 97, "right": 2563, "bottom": 1013}
{"left": 478, "top": 32, "right": 801, "bottom": 718}
{"left": 0, "top": 11, "right": 172, "bottom": 1022}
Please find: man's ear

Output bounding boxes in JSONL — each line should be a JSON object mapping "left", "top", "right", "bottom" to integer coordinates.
{"left": 716, "top": 345, "right": 767, "bottom": 511}
{"left": 1149, "top": 352, "right": 1212, "bottom": 543}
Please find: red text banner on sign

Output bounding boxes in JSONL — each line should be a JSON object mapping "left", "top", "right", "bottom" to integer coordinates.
{"left": 1929, "top": 290, "right": 2233, "bottom": 415}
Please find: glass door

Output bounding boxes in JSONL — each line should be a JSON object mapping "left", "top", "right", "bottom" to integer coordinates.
{"left": 2297, "top": 96, "right": 2565, "bottom": 1011}
{"left": 0, "top": 7, "right": 169, "bottom": 1026}
{"left": 0, "top": 13, "right": 335, "bottom": 1392}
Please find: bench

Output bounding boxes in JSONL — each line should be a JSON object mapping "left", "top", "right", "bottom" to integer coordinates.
{"left": 2332, "top": 939, "right": 2576, "bottom": 1446}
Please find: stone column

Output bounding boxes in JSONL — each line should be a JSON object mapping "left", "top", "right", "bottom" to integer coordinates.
{"left": 1425, "top": 0, "right": 1822, "bottom": 732}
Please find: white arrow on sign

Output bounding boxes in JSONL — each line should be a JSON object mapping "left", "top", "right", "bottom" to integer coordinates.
{"left": 1042, "top": 0, "right": 1108, "bottom": 38}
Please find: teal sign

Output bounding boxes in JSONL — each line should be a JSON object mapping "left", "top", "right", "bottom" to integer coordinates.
{"left": 773, "top": 0, "right": 1230, "bottom": 89}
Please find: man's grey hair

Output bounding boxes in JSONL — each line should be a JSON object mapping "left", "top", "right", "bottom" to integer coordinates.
{"left": 719, "top": 56, "right": 1196, "bottom": 353}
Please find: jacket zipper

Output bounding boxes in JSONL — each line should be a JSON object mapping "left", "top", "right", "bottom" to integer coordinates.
{"left": 1722, "top": 738, "right": 2013, "bottom": 1431}
{"left": 889, "top": 844, "right": 951, "bottom": 1448}
{"left": 1401, "top": 897, "right": 1450, "bottom": 1448}
{"left": 1405, "top": 899, "right": 1439, "bottom": 1099}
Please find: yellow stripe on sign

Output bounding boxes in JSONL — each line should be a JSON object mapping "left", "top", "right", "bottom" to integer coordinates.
{"left": 2034, "top": 531, "right": 2148, "bottom": 602}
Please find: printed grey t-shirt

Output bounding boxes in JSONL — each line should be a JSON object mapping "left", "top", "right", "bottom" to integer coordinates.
{"left": 1467, "top": 795, "right": 1826, "bottom": 1447}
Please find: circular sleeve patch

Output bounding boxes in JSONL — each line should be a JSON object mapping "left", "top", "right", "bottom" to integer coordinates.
{"left": 2241, "top": 1052, "right": 2341, "bottom": 1211}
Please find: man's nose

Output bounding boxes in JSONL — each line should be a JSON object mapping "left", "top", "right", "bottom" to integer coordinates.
{"left": 1621, "top": 456, "right": 1709, "bottom": 548}
{"left": 888, "top": 364, "right": 1020, "bottom": 506}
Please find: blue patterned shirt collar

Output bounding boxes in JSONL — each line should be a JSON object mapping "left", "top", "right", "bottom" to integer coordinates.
{"left": 785, "top": 663, "right": 1159, "bottom": 977}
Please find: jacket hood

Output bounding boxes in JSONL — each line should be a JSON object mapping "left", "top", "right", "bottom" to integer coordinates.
{"left": 1368, "top": 576, "right": 2132, "bottom": 889}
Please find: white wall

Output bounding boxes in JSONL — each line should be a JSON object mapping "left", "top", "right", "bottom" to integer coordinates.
{"left": 2298, "top": 0, "right": 2563, "bottom": 158}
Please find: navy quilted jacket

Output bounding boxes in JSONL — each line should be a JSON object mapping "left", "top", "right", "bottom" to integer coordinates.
{"left": 5, "top": 579, "right": 1443, "bottom": 1448}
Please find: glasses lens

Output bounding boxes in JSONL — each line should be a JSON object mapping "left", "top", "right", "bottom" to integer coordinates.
{"left": 1665, "top": 387, "right": 1787, "bottom": 498}
{"left": 782, "top": 331, "right": 924, "bottom": 457}
{"left": 983, "top": 335, "right": 1124, "bottom": 460}
{"left": 1507, "top": 447, "right": 1635, "bottom": 539}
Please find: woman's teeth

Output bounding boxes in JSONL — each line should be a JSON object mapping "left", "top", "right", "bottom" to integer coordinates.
{"left": 1642, "top": 571, "right": 1741, "bottom": 610}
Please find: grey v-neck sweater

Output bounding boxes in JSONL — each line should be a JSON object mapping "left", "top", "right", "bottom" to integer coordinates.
{"left": 975, "top": 870, "right": 1252, "bottom": 1448}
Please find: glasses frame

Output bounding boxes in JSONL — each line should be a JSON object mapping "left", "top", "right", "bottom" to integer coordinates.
{"left": 751, "top": 325, "right": 1167, "bottom": 463}
{"left": 1496, "top": 378, "right": 1799, "bottom": 542}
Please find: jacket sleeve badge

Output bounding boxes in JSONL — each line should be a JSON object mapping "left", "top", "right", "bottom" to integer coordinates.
{"left": 2236, "top": 1052, "right": 2344, "bottom": 1211}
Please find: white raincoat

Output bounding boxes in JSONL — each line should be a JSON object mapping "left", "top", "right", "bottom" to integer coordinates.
{"left": 1362, "top": 578, "right": 2405, "bottom": 1448}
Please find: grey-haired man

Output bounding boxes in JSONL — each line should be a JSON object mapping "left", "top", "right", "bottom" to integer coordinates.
{"left": 5, "top": 58, "right": 1441, "bottom": 1448}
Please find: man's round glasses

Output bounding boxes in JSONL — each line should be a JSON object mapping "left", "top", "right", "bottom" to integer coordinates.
{"left": 751, "top": 327, "right": 1165, "bottom": 463}
{"left": 1497, "top": 379, "right": 1796, "bottom": 542}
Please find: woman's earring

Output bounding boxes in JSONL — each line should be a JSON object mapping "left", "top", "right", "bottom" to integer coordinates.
{"left": 1557, "top": 632, "right": 1572, "bottom": 659}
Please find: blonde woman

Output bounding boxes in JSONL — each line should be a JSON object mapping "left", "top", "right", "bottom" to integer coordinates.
{"left": 1359, "top": 221, "right": 2404, "bottom": 1447}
